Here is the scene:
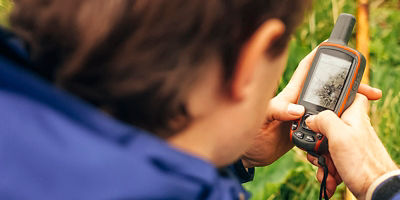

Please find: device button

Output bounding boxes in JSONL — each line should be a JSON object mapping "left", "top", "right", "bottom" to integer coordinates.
{"left": 294, "top": 132, "right": 304, "bottom": 139}
{"left": 316, "top": 133, "right": 323, "bottom": 140}
{"left": 291, "top": 121, "right": 298, "bottom": 130}
{"left": 304, "top": 135, "right": 315, "bottom": 142}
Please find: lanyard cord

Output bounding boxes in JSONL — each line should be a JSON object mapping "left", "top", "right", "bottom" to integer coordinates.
{"left": 318, "top": 156, "right": 329, "bottom": 200}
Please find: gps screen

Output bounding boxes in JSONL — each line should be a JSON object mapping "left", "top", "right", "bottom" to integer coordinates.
{"left": 303, "top": 53, "right": 352, "bottom": 110}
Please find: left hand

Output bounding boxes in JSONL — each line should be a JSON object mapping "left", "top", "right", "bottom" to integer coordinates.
{"left": 241, "top": 47, "right": 319, "bottom": 168}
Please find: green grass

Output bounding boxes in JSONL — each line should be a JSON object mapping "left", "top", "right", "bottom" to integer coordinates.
{"left": 1, "top": 0, "right": 399, "bottom": 199}
{"left": 369, "top": 0, "right": 400, "bottom": 161}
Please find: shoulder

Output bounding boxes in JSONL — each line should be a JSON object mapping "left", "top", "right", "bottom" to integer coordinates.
{"left": 0, "top": 43, "right": 247, "bottom": 199}
{"left": 0, "top": 91, "right": 247, "bottom": 199}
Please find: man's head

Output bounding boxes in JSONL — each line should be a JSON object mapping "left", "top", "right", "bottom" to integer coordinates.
{"left": 11, "top": 0, "right": 310, "bottom": 165}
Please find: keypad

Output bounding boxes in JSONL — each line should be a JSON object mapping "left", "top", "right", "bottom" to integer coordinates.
{"left": 291, "top": 121, "right": 298, "bottom": 131}
{"left": 294, "top": 132, "right": 304, "bottom": 139}
{"left": 304, "top": 135, "right": 315, "bottom": 142}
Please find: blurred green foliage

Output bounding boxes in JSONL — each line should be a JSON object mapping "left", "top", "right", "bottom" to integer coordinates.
{"left": 0, "top": 0, "right": 12, "bottom": 27}
{"left": 369, "top": 0, "right": 400, "bottom": 162}
{"left": 0, "top": 0, "right": 399, "bottom": 199}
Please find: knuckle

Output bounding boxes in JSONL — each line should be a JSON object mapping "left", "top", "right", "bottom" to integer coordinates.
{"left": 357, "top": 93, "right": 368, "bottom": 104}
{"left": 319, "top": 110, "right": 334, "bottom": 119}
{"left": 328, "top": 126, "right": 350, "bottom": 147}
{"left": 299, "top": 56, "right": 312, "bottom": 68}
{"left": 328, "top": 138, "right": 340, "bottom": 148}
{"left": 361, "top": 113, "right": 371, "bottom": 123}
{"left": 299, "top": 58, "right": 306, "bottom": 66}
{"left": 268, "top": 98, "right": 278, "bottom": 108}
{"left": 267, "top": 99, "right": 279, "bottom": 113}
{"left": 329, "top": 136, "right": 345, "bottom": 151}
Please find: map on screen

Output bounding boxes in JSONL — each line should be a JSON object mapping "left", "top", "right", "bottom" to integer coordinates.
{"left": 303, "top": 53, "right": 352, "bottom": 110}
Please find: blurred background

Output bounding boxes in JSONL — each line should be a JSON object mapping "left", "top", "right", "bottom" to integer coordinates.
{"left": 1, "top": 0, "right": 399, "bottom": 199}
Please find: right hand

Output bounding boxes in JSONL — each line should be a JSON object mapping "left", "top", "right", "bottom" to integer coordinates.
{"left": 305, "top": 91, "right": 398, "bottom": 199}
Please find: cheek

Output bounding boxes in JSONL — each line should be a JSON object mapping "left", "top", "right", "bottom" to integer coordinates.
{"left": 262, "top": 54, "right": 289, "bottom": 104}
{"left": 244, "top": 53, "right": 289, "bottom": 142}
{"left": 270, "top": 53, "right": 289, "bottom": 93}
{"left": 255, "top": 54, "right": 288, "bottom": 123}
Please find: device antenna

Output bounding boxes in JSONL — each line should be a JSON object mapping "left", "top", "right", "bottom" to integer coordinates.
{"left": 328, "top": 13, "right": 356, "bottom": 45}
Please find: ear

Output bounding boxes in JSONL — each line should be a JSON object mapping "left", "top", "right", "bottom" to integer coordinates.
{"left": 231, "top": 19, "right": 285, "bottom": 100}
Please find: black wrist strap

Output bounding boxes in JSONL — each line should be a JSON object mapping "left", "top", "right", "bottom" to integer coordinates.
{"left": 231, "top": 159, "right": 255, "bottom": 183}
{"left": 318, "top": 156, "right": 329, "bottom": 200}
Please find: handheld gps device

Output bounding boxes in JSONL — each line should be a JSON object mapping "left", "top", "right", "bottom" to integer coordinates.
{"left": 290, "top": 13, "right": 366, "bottom": 155}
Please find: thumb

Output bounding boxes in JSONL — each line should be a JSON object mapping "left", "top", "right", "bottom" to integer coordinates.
{"left": 266, "top": 97, "right": 305, "bottom": 122}
{"left": 305, "top": 110, "right": 348, "bottom": 141}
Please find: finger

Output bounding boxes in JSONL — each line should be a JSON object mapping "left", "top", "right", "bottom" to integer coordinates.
{"left": 305, "top": 110, "right": 347, "bottom": 140}
{"left": 325, "top": 154, "right": 343, "bottom": 184}
{"left": 266, "top": 98, "right": 305, "bottom": 122}
{"left": 347, "top": 93, "right": 369, "bottom": 114}
{"left": 322, "top": 155, "right": 337, "bottom": 178}
{"left": 326, "top": 184, "right": 336, "bottom": 199}
{"left": 279, "top": 46, "right": 319, "bottom": 100}
{"left": 316, "top": 168, "right": 338, "bottom": 198}
{"left": 307, "top": 153, "right": 319, "bottom": 167}
{"left": 334, "top": 171, "right": 343, "bottom": 185}
{"left": 308, "top": 154, "right": 342, "bottom": 185}
{"left": 357, "top": 83, "right": 382, "bottom": 100}
{"left": 341, "top": 93, "right": 370, "bottom": 125}
{"left": 309, "top": 154, "right": 338, "bottom": 182}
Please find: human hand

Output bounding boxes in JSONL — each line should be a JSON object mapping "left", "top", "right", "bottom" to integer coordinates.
{"left": 305, "top": 83, "right": 383, "bottom": 198}
{"left": 306, "top": 91, "right": 398, "bottom": 199}
{"left": 241, "top": 47, "right": 319, "bottom": 168}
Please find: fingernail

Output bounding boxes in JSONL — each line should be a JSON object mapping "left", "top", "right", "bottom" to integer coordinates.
{"left": 312, "top": 159, "right": 319, "bottom": 167}
{"left": 373, "top": 88, "right": 382, "bottom": 93}
{"left": 288, "top": 104, "right": 305, "bottom": 115}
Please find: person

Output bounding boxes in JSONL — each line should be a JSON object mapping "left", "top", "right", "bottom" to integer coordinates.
{"left": 0, "top": 0, "right": 398, "bottom": 199}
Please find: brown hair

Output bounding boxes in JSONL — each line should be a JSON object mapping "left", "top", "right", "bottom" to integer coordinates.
{"left": 11, "top": 0, "right": 310, "bottom": 137}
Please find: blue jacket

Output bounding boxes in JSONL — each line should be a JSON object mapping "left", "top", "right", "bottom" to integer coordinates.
{"left": 0, "top": 28, "right": 252, "bottom": 199}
